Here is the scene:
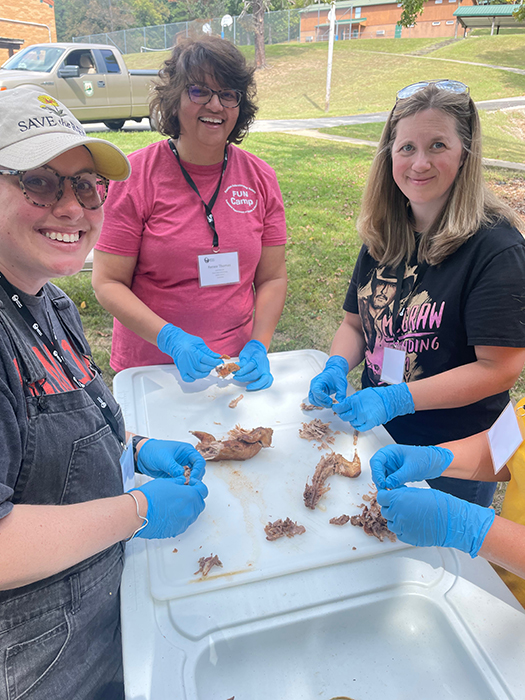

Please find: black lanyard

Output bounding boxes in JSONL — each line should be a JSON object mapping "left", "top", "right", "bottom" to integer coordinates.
{"left": 0, "top": 273, "right": 123, "bottom": 444}
{"left": 168, "top": 140, "right": 228, "bottom": 252}
{"left": 391, "top": 260, "right": 429, "bottom": 342}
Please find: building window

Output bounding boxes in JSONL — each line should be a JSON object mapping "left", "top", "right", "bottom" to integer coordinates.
{"left": 354, "top": 7, "right": 361, "bottom": 18}
{"left": 397, "top": 2, "right": 402, "bottom": 6}
{"left": 376, "top": 29, "right": 385, "bottom": 35}
{"left": 448, "top": 0, "right": 456, "bottom": 3}
{"left": 432, "top": 21, "right": 441, "bottom": 25}
{"left": 446, "top": 20, "right": 455, "bottom": 24}
{"left": 435, "top": 0, "right": 442, "bottom": 4}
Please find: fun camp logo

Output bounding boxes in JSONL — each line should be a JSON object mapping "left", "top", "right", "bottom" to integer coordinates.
{"left": 224, "top": 184, "right": 258, "bottom": 214}
{"left": 38, "top": 94, "right": 66, "bottom": 117}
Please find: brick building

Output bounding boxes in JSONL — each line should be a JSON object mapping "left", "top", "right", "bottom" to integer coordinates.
{"left": 299, "top": 0, "right": 475, "bottom": 42}
{"left": 0, "top": 0, "right": 57, "bottom": 63}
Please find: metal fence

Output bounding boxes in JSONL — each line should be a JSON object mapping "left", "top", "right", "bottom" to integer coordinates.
{"left": 72, "top": 9, "right": 301, "bottom": 54}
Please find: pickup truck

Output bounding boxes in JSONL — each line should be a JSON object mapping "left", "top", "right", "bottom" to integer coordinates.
{"left": 0, "top": 42, "right": 158, "bottom": 130}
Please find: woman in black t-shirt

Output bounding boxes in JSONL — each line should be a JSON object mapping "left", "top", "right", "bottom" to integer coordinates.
{"left": 309, "top": 80, "right": 525, "bottom": 507}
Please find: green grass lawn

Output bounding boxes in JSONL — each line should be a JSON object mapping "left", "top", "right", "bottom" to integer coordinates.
{"left": 123, "top": 36, "right": 525, "bottom": 120}
{"left": 429, "top": 34, "right": 525, "bottom": 68}
{"left": 318, "top": 110, "right": 525, "bottom": 164}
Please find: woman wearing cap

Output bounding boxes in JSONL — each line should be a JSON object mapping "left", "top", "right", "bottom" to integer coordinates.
{"left": 0, "top": 87, "right": 208, "bottom": 700}
{"left": 92, "top": 36, "right": 287, "bottom": 391}
{"left": 309, "top": 80, "right": 525, "bottom": 507}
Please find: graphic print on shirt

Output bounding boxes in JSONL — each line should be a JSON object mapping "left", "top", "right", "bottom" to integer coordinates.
{"left": 25, "top": 337, "right": 93, "bottom": 396}
{"left": 224, "top": 183, "right": 258, "bottom": 213}
{"left": 357, "top": 263, "right": 445, "bottom": 385}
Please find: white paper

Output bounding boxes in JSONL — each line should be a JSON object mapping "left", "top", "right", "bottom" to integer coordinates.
{"left": 198, "top": 251, "right": 240, "bottom": 287}
{"left": 487, "top": 402, "right": 524, "bottom": 475}
{"left": 380, "top": 346, "right": 406, "bottom": 385}
{"left": 119, "top": 442, "right": 136, "bottom": 492}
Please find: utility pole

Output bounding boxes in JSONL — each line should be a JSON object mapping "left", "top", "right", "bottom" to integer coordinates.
{"left": 325, "top": 1, "right": 336, "bottom": 112}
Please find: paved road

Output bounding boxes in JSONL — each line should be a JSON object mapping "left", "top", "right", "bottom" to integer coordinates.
{"left": 84, "top": 95, "right": 525, "bottom": 134}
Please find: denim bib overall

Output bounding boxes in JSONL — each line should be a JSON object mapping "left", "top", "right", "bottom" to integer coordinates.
{"left": 0, "top": 288, "right": 126, "bottom": 700}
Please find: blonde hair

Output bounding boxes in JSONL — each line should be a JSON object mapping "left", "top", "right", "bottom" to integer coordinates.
{"left": 357, "top": 84, "right": 521, "bottom": 266}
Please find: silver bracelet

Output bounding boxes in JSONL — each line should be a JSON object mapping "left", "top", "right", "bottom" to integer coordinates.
{"left": 125, "top": 491, "right": 149, "bottom": 541}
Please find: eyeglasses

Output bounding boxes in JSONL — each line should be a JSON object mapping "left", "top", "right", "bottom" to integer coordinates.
{"left": 396, "top": 80, "right": 470, "bottom": 101}
{"left": 0, "top": 165, "right": 109, "bottom": 209}
{"left": 186, "top": 84, "right": 242, "bottom": 109}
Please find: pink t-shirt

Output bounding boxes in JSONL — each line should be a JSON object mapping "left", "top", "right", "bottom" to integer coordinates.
{"left": 96, "top": 140, "right": 287, "bottom": 372}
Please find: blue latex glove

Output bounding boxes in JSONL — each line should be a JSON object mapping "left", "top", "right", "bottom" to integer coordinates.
{"left": 308, "top": 355, "right": 349, "bottom": 409}
{"left": 137, "top": 439, "right": 206, "bottom": 481}
{"left": 333, "top": 382, "right": 415, "bottom": 431}
{"left": 234, "top": 339, "right": 273, "bottom": 391}
{"left": 376, "top": 487, "right": 495, "bottom": 557}
{"left": 132, "top": 477, "right": 208, "bottom": 540}
{"left": 371, "top": 444, "right": 454, "bottom": 491}
{"left": 157, "top": 323, "right": 221, "bottom": 382}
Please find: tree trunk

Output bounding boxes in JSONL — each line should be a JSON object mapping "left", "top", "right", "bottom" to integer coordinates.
{"left": 253, "top": 0, "right": 267, "bottom": 69}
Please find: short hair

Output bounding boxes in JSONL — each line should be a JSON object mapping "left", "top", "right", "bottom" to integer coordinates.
{"left": 357, "top": 83, "right": 521, "bottom": 266}
{"left": 150, "top": 36, "right": 257, "bottom": 144}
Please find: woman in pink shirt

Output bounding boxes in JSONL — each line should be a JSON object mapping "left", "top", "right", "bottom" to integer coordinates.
{"left": 92, "top": 37, "right": 287, "bottom": 391}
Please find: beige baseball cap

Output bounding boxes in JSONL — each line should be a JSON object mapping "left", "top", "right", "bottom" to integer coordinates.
{"left": 0, "top": 86, "right": 131, "bottom": 180}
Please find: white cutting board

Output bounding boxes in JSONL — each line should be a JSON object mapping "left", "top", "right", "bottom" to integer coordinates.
{"left": 114, "top": 350, "right": 410, "bottom": 601}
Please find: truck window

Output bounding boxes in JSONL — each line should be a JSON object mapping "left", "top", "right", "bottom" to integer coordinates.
{"left": 1, "top": 45, "right": 65, "bottom": 72}
{"left": 62, "top": 49, "right": 98, "bottom": 75}
{"left": 100, "top": 50, "right": 121, "bottom": 74}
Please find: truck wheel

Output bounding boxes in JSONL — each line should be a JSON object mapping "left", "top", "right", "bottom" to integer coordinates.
{"left": 104, "top": 120, "right": 126, "bottom": 131}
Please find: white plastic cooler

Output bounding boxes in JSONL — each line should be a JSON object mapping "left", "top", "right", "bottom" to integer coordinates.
{"left": 115, "top": 350, "right": 525, "bottom": 700}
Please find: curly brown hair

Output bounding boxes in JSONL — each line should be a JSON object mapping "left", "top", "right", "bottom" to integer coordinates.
{"left": 150, "top": 36, "right": 257, "bottom": 144}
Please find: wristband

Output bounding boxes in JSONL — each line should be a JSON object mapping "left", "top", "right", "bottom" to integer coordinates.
{"left": 125, "top": 491, "right": 149, "bottom": 541}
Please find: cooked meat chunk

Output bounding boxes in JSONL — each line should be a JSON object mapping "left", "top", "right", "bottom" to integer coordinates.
{"left": 229, "top": 394, "right": 244, "bottom": 409}
{"left": 191, "top": 426, "right": 273, "bottom": 461}
{"left": 194, "top": 554, "right": 223, "bottom": 577}
{"left": 329, "top": 514, "right": 350, "bottom": 526}
{"left": 217, "top": 362, "right": 240, "bottom": 378}
{"left": 304, "top": 452, "right": 361, "bottom": 509}
{"left": 299, "top": 418, "right": 335, "bottom": 444}
{"left": 265, "top": 518, "right": 306, "bottom": 541}
{"left": 350, "top": 493, "right": 396, "bottom": 543}
{"left": 300, "top": 402, "right": 323, "bottom": 411}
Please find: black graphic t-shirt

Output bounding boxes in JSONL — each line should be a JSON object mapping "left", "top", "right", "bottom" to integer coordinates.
{"left": 344, "top": 221, "right": 525, "bottom": 445}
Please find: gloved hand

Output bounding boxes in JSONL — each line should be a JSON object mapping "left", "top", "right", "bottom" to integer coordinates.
{"left": 157, "top": 323, "right": 221, "bottom": 382}
{"left": 376, "top": 487, "right": 495, "bottom": 557}
{"left": 132, "top": 477, "right": 208, "bottom": 540}
{"left": 308, "top": 355, "right": 349, "bottom": 409}
{"left": 137, "top": 439, "right": 206, "bottom": 481}
{"left": 370, "top": 444, "right": 454, "bottom": 490}
{"left": 234, "top": 339, "right": 273, "bottom": 391}
{"left": 333, "top": 382, "right": 415, "bottom": 431}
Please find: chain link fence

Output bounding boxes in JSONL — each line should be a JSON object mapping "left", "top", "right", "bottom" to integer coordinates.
{"left": 72, "top": 9, "right": 301, "bottom": 54}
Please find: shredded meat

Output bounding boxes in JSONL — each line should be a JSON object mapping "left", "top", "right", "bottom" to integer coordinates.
{"left": 183, "top": 465, "right": 191, "bottom": 485}
{"left": 265, "top": 518, "right": 306, "bottom": 541}
{"left": 329, "top": 514, "right": 350, "bottom": 526}
{"left": 299, "top": 418, "right": 335, "bottom": 444}
{"left": 228, "top": 394, "right": 244, "bottom": 409}
{"left": 350, "top": 492, "right": 396, "bottom": 543}
{"left": 217, "top": 362, "right": 240, "bottom": 378}
{"left": 300, "top": 402, "right": 323, "bottom": 411}
{"left": 191, "top": 426, "right": 273, "bottom": 461}
{"left": 304, "top": 452, "right": 361, "bottom": 509}
{"left": 194, "top": 554, "right": 223, "bottom": 577}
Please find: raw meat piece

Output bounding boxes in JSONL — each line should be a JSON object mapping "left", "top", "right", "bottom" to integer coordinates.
{"left": 350, "top": 492, "right": 396, "bottom": 543}
{"left": 191, "top": 426, "right": 273, "bottom": 461}
{"left": 265, "top": 518, "right": 306, "bottom": 541}
{"left": 299, "top": 418, "right": 335, "bottom": 444}
{"left": 329, "top": 514, "right": 350, "bottom": 526}
{"left": 304, "top": 452, "right": 361, "bottom": 509}
{"left": 194, "top": 554, "right": 223, "bottom": 577}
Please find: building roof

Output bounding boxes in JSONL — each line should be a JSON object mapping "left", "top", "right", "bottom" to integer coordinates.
{"left": 317, "top": 17, "right": 368, "bottom": 26}
{"left": 300, "top": 0, "right": 395, "bottom": 13}
{"left": 454, "top": 4, "right": 524, "bottom": 29}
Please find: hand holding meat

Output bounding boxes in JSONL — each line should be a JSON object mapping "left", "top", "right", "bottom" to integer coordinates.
{"left": 157, "top": 323, "right": 222, "bottom": 382}
{"left": 308, "top": 355, "right": 349, "bottom": 408}
{"left": 131, "top": 478, "right": 208, "bottom": 539}
{"left": 371, "top": 444, "right": 453, "bottom": 490}
{"left": 376, "top": 487, "right": 494, "bottom": 556}
{"left": 333, "top": 383, "right": 415, "bottom": 431}
{"left": 136, "top": 439, "right": 206, "bottom": 481}
{"left": 234, "top": 340, "right": 273, "bottom": 391}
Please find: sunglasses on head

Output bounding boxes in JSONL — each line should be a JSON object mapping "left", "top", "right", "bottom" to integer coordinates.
{"left": 396, "top": 80, "right": 470, "bottom": 101}
{"left": 0, "top": 165, "right": 109, "bottom": 209}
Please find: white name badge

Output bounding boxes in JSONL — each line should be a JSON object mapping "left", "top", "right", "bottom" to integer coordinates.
{"left": 380, "top": 346, "right": 406, "bottom": 385}
{"left": 488, "top": 401, "right": 524, "bottom": 475}
{"left": 198, "top": 251, "right": 240, "bottom": 288}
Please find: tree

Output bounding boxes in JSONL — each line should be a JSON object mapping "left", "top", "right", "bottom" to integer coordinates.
{"left": 241, "top": 0, "right": 269, "bottom": 68}
{"left": 514, "top": 3, "right": 525, "bottom": 23}
{"left": 397, "top": 0, "right": 425, "bottom": 28}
